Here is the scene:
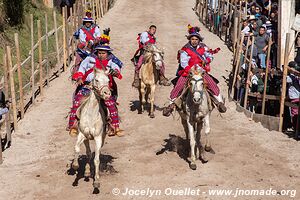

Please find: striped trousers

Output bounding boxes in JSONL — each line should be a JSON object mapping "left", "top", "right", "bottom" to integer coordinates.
{"left": 170, "top": 73, "right": 220, "bottom": 100}
{"left": 68, "top": 88, "right": 120, "bottom": 129}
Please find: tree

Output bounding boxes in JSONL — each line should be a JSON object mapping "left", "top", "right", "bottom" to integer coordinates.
{"left": 3, "top": 0, "right": 25, "bottom": 26}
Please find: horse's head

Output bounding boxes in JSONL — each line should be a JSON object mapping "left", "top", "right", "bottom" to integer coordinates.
{"left": 188, "top": 66, "right": 206, "bottom": 104}
{"left": 92, "top": 68, "right": 111, "bottom": 100}
{"left": 145, "top": 44, "right": 164, "bottom": 69}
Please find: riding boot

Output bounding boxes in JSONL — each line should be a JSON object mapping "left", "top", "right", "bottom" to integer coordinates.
{"left": 159, "top": 75, "right": 171, "bottom": 86}
{"left": 132, "top": 72, "right": 140, "bottom": 88}
{"left": 162, "top": 103, "right": 175, "bottom": 117}
{"left": 213, "top": 94, "right": 227, "bottom": 113}
{"left": 68, "top": 121, "right": 78, "bottom": 137}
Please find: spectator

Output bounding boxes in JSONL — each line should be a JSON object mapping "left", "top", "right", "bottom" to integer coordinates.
{"left": 286, "top": 61, "right": 300, "bottom": 131}
{"left": 255, "top": 26, "right": 269, "bottom": 69}
{"left": 0, "top": 91, "right": 9, "bottom": 120}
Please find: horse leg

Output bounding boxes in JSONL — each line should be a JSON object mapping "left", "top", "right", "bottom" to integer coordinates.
{"left": 149, "top": 84, "right": 155, "bottom": 118}
{"left": 187, "top": 120, "right": 197, "bottom": 170}
{"left": 201, "top": 115, "right": 211, "bottom": 162}
{"left": 139, "top": 82, "right": 146, "bottom": 113}
{"left": 72, "top": 132, "right": 85, "bottom": 171}
{"left": 93, "top": 135, "right": 103, "bottom": 189}
{"left": 83, "top": 139, "right": 92, "bottom": 178}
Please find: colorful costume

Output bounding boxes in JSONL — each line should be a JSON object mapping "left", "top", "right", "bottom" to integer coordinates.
{"left": 132, "top": 29, "right": 170, "bottom": 87}
{"left": 69, "top": 45, "right": 123, "bottom": 135}
{"left": 163, "top": 25, "right": 226, "bottom": 116}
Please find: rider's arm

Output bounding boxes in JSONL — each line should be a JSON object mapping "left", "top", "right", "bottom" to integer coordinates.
{"left": 107, "top": 59, "right": 122, "bottom": 79}
{"left": 180, "top": 51, "right": 190, "bottom": 69}
{"left": 140, "top": 32, "right": 149, "bottom": 45}
{"left": 79, "top": 29, "right": 87, "bottom": 44}
{"left": 94, "top": 26, "right": 101, "bottom": 40}
{"left": 72, "top": 56, "right": 94, "bottom": 81}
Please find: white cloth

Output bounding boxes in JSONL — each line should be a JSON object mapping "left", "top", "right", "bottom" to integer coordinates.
{"left": 180, "top": 45, "right": 214, "bottom": 69}
{"left": 251, "top": 75, "right": 258, "bottom": 85}
{"left": 287, "top": 75, "right": 300, "bottom": 99}
{"left": 79, "top": 26, "right": 101, "bottom": 43}
{"left": 140, "top": 31, "right": 150, "bottom": 44}
{"left": 78, "top": 56, "right": 121, "bottom": 82}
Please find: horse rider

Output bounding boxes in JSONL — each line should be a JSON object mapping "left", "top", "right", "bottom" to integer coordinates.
{"left": 163, "top": 25, "right": 227, "bottom": 116}
{"left": 68, "top": 44, "right": 124, "bottom": 137}
{"left": 131, "top": 25, "right": 171, "bottom": 88}
{"left": 73, "top": 10, "right": 111, "bottom": 79}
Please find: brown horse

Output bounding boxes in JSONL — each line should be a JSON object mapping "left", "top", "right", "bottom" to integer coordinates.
{"left": 138, "top": 44, "right": 164, "bottom": 118}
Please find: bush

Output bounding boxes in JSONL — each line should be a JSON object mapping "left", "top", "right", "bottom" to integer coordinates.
{"left": 3, "top": 0, "right": 25, "bottom": 26}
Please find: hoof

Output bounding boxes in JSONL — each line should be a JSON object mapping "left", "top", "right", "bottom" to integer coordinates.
{"left": 72, "top": 163, "right": 79, "bottom": 171}
{"left": 149, "top": 113, "right": 155, "bottom": 118}
{"left": 201, "top": 152, "right": 209, "bottom": 163}
{"left": 138, "top": 110, "right": 143, "bottom": 114}
{"left": 205, "top": 145, "right": 212, "bottom": 152}
{"left": 93, "top": 181, "right": 100, "bottom": 189}
{"left": 189, "top": 163, "right": 197, "bottom": 170}
{"left": 84, "top": 172, "right": 91, "bottom": 178}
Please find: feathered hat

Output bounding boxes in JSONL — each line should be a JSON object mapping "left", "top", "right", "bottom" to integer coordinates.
{"left": 99, "top": 28, "right": 111, "bottom": 45}
{"left": 187, "top": 24, "right": 204, "bottom": 41}
{"left": 82, "top": 10, "right": 94, "bottom": 23}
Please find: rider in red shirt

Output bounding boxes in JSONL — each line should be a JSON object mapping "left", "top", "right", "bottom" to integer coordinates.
{"left": 131, "top": 25, "right": 171, "bottom": 88}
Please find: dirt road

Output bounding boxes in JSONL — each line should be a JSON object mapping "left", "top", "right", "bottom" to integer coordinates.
{"left": 0, "top": 0, "right": 299, "bottom": 199}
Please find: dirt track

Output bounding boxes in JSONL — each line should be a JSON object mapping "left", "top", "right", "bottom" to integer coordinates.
{"left": 0, "top": 0, "right": 299, "bottom": 199}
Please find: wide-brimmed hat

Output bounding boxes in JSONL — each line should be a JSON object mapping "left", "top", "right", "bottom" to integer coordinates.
{"left": 186, "top": 24, "right": 204, "bottom": 41}
{"left": 82, "top": 10, "right": 94, "bottom": 23}
{"left": 94, "top": 45, "right": 113, "bottom": 51}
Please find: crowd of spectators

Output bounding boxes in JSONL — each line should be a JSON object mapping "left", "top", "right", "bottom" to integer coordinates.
{"left": 235, "top": 0, "right": 300, "bottom": 133}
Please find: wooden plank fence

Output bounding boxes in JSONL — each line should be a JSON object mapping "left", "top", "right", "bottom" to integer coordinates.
{"left": 0, "top": 0, "right": 110, "bottom": 164}
{"left": 195, "top": 1, "right": 299, "bottom": 132}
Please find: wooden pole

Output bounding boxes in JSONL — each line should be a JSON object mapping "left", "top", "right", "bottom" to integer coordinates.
{"left": 45, "top": 13, "right": 50, "bottom": 87}
{"left": 231, "top": 33, "right": 245, "bottom": 96}
{"left": 279, "top": 33, "right": 291, "bottom": 132}
{"left": 63, "top": 7, "right": 67, "bottom": 72}
{"left": 70, "top": 7, "right": 75, "bottom": 56}
{"left": 30, "top": 14, "right": 35, "bottom": 104}
{"left": 99, "top": 0, "right": 104, "bottom": 17}
{"left": 243, "top": 36, "right": 254, "bottom": 108}
{"left": 37, "top": 20, "right": 43, "bottom": 96}
{"left": 261, "top": 37, "right": 273, "bottom": 115}
{"left": 53, "top": 11, "right": 60, "bottom": 75}
{"left": 2, "top": 53, "right": 11, "bottom": 149}
{"left": 6, "top": 46, "right": 18, "bottom": 131}
{"left": 0, "top": 125, "right": 2, "bottom": 164}
{"left": 14, "top": 33, "right": 24, "bottom": 119}
{"left": 65, "top": 7, "right": 70, "bottom": 67}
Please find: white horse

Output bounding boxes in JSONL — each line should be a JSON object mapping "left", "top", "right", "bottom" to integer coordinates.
{"left": 181, "top": 67, "right": 212, "bottom": 170}
{"left": 139, "top": 44, "right": 164, "bottom": 118}
{"left": 71, "top": 68, "right": 111, "bottom": 189}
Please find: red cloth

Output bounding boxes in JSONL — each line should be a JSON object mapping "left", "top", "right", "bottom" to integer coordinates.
{"left": 81, "top": 26, "right": 96, "bottom": 41}
{"left": 178, "top": 46, "right": 211, "bottom": 77}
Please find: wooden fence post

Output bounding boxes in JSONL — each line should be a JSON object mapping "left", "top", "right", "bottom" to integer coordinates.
{"left": 231, "top": 33, "right": 245, "bottom": 96}
{"left": 14, "top": 33, "right": 25, "bottom": 119}
{"left": 53, "top": 11, "right": 60, "bottom": 76}
{"left": 2, "top": 53, "right": 11, "bottom": 149}
{"left": 37, "top": 20, "right": 44, "bottom": 96}
{"left": 279, "top": 33, "right": 291, "bottom": 132}
{"left": 45, "top": 13, "right": 50, "bottom": 87}
{"left": 261, "top": 37, "right": 273, "bottom": 115}
{"left": 63, "top": 7, "right": 67, "bottom": 72}
{"left": 30, "top": 14, "right": 35, "bottom": 104}
{"left": 243, "top": 36, "right": 255, "bottom": 108}
{"left": 6, "top": 46, "right": 18, "bottom": 131}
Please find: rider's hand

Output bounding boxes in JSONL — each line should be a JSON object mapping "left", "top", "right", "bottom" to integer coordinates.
{"left": 77, "top": 79, "right": 84, "bottom": 86}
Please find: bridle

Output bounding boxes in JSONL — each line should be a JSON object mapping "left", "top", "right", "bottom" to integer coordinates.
{"left": 92, "top": 84, "right": 110, "bottom": 99}
{"left": 189, "top": 77, "right": 204, "bottom": 104}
